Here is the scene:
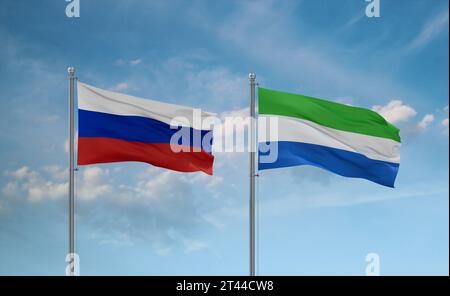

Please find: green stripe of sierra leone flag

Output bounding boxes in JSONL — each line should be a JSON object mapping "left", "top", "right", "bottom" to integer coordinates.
{"left": 258, "top": 87, "right": 401, "bottom": 143}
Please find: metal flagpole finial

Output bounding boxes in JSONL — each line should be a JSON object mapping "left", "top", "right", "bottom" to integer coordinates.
{"left": 67, "top": 67, "right": 75, "bottom": 77}
{"left": 249, "top": 72, "right": 256, "bottom": 82}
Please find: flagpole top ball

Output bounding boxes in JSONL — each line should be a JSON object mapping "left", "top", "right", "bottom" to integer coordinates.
{"left": 249, "top": 73, "right": 256, "bottom": 81}
{"left": 67, "top": 67, "right": 75, "bottom": 76}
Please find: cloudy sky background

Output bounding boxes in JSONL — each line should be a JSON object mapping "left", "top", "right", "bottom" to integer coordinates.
{"left": 0, "top": 0, "right": 448, "bottom": 275}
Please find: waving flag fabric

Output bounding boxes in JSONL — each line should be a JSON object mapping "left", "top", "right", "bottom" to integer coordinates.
{"left": 258, "top": 88, "right": 401, "bottom": 187}
{"left": 77, "top": 82, "right": 214, "bottom": 175}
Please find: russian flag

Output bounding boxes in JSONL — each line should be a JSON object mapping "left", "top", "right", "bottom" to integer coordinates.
{"left": 77, "top": 82, "right": 214, "bottom": 175}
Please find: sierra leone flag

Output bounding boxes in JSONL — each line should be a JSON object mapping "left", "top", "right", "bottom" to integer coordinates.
{"left": 258, "top": 88, "right": 401, "bottom": 188}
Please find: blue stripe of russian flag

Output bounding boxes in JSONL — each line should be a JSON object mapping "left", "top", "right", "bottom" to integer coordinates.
{"left": 79, "top": 109, "right": 213, "bottom": 152}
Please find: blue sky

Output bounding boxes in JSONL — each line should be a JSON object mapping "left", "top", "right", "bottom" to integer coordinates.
{"left": 0, "top": 0, "right": 448, "bottom": 275}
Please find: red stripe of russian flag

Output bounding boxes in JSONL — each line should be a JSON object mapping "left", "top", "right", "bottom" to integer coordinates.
{"left": 78, "top": 137, "right": 214, "bottom": 175}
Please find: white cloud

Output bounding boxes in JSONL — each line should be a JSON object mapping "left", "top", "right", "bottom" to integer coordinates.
{"left": 97, "top": 232, "right": 133, "bottom": 247}
{"left": 372, "top": 100, "right": 417, "bottom": 124}
{"left": 28, "top": 181, "right": 67, "bottom": 202}
{"left": 408, "top": 10, "right": 449, "bottom": 50}
{"left": 140, "top": 171, "right": 174, "bottom": 198}
{"left": 335, "top": 97, "right": 355, "bottom": 106}
{"left": 64, "top": 131, "right": 78, "bottom": 154}
{"left": 116, "top": 58, "right": 142, "bottom": 66}
{"left": 13, "top": 166, "right": 30, "bottom": 179}
{"left": 80, "top": 167, "right": 221, "bottom": 254}
{"left": 2, "top": 182, "right": 18, "bottom": 196}
{"left": 152, "top": 243, "right": 173, "bottom": 256}
{"left": 185, "top": 67, "right": 245, "bottom": 105}
{"left": 77, "top": 167, "right": 111, "bottom": 201}
{"left": 183, "top": 239, "right": 208, "bottom": 254}
{"left": 418, "top": 114, "right": 434, "bottom": 129}
{"left": 206, "top": 176, "right": 224, "bottom": 189}
{"left": 442, "top": 118, "right": 449, "bottom": 135}
{"left": 3, "top": 165, "right": 111, "bottom": 202}
{"left": 43, "top": 165, "right": 67, "bottom": 180}
{"left": 341, "top": 14, "right": 364, "bottom": 30}
{"left": 112, "top": 82, "right": 129, "bottom": 91}
{"left": 130, "top": 58, "right": 142, "bottom": 66}
{"left": 5, "top": 166, "right": 68, "bottom": 202}
{"left": 442, "top": 106, "right": 449, "bottom": 131}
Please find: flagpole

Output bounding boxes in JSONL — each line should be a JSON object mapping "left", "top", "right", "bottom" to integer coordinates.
{"left": 249, "top": 73, "right": 256, "bottom": 276}
{"left": 67, "top": 66, "right": 75, "bottom": 276}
